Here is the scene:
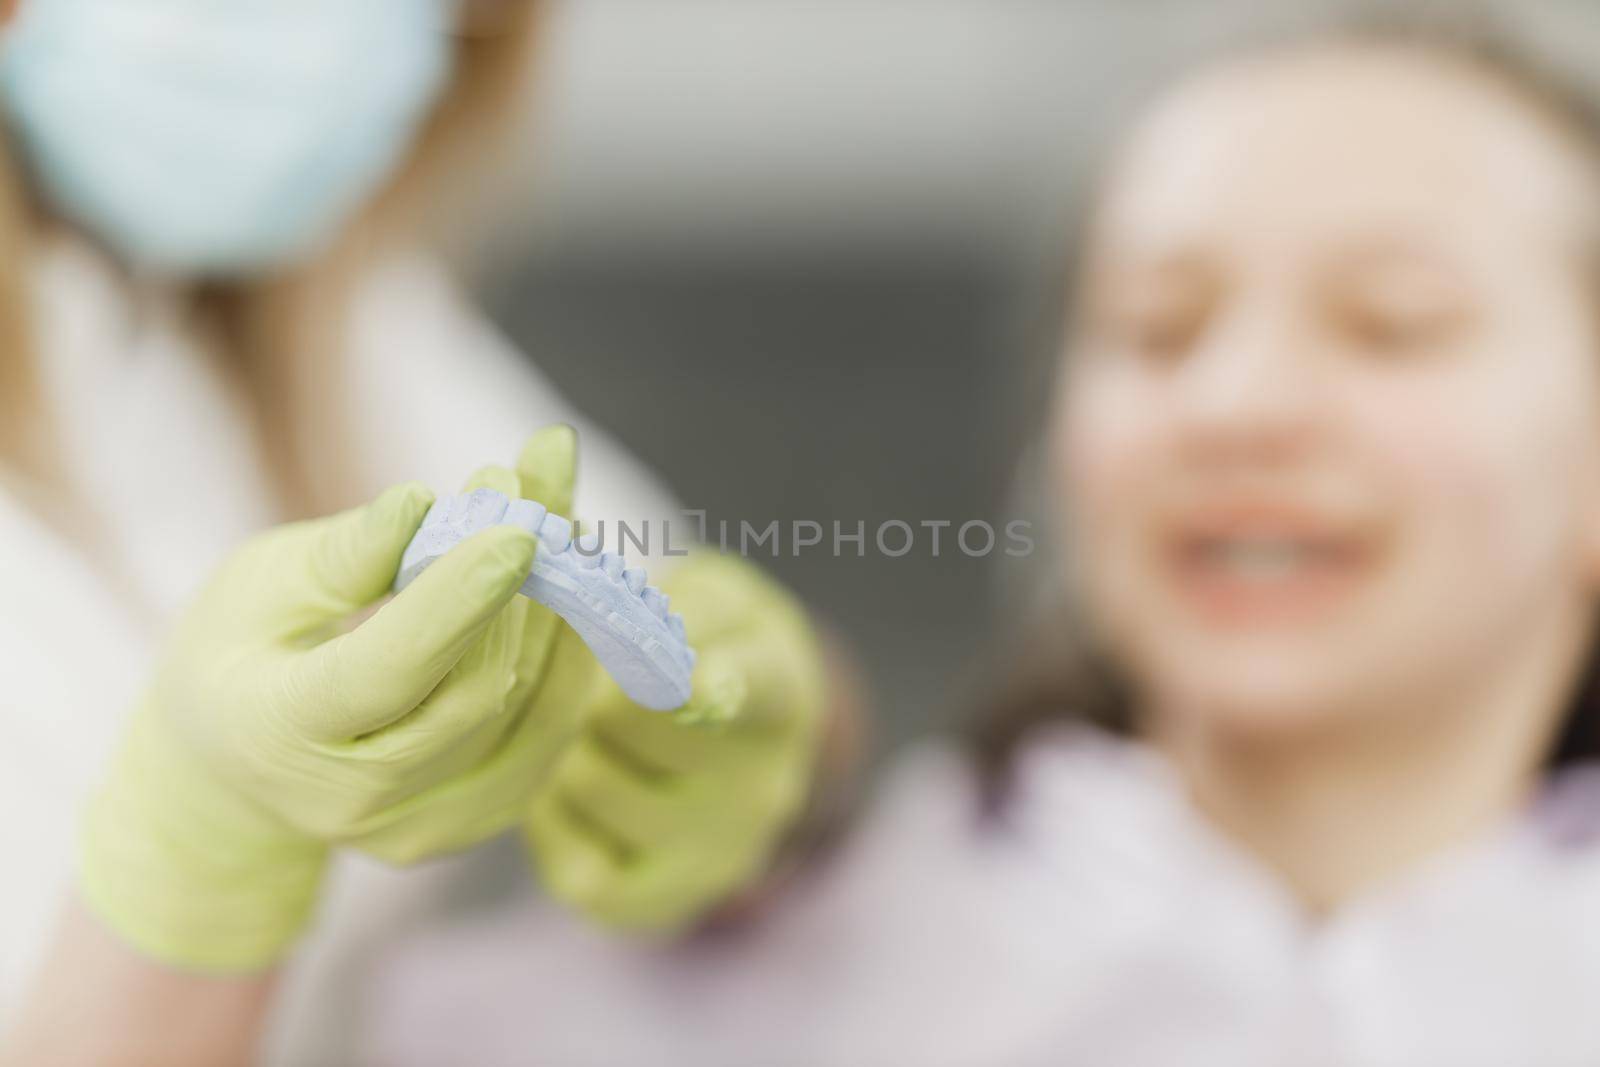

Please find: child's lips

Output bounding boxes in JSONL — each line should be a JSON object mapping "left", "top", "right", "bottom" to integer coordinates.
{"left": 1159, "top": 502, "right": 1383, "bottom": 625}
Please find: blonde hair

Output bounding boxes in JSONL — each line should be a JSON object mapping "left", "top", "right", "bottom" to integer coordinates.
{"left": 0, "top": 3, "right": 545, "bottom": 532}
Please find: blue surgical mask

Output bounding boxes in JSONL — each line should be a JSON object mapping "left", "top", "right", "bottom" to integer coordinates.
{"left": 0, "top": 0, "right": 455, "bottom": 276}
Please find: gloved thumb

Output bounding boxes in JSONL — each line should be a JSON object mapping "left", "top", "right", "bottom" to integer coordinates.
{"left": 516, "top": 424, "right": 577, "bottom": 518}
{"left": 263, "top": 482, "right": 435, "bottom": 636}
{"left": 281, "top": 523, "right": 538, "bottom": 741}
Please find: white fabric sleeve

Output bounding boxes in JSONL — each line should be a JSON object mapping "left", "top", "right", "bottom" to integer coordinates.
{"left": 0, "top": 493, "right": 150, "bottom": 1023}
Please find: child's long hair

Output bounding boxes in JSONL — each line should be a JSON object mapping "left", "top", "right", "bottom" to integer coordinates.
{"left": 966, "top": 5, "right": 1600, "bottom": 810}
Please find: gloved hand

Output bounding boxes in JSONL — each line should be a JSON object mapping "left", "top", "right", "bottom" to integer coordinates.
{"left": 524, "top": 551, "right": 828, "bottom": 932}
{"left": 80, "top": 426, "right": 600, "bottom": 971}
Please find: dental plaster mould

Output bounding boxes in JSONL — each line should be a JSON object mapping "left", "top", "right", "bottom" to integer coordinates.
{"left": 393, "top": 489, "right": 695, "bottom": 711}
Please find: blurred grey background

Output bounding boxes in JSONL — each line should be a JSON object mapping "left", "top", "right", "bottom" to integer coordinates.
{"left": 443, "top": 0, "right": 1600, "bottom": 756}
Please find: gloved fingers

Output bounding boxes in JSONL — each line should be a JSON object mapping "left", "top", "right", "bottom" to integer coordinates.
{"left": 342, "top": 462, "right": 547, "bottom": 767}
{"left": 346, "top": 795, "right": 514, "bottom": 866}
{"left": 543, "top": 734, "right": 696, "bottom": 851}
{"left": 580, "top": 682, "right": 756, "bottom": 777}
{"left": 525, "top": 788, "right": 635, "bottom": 912}
{"left": 597, "top": 712, "right": 807, "bottom": 821}
{"left": 433, "top": 457, "right": 545, "bottom": 756}
{"left": 646, "top": 556, "right": 828, "bottom": 730}
{"left": 584, "top": 642, "right": 803, "bottom": 774}
{"left": 453, "top": 455, "right": 546, "bottom": 748}
{"left": 699, "top": 631, "right": 825, "bottom": 733}
{"left": 515, "top": 423, "right": 577, "bottom": 517}
{"left": 563, "top": 875, "right": 694, "bottom": 932}
{"left": 656, "top": 553, "right": 798, "bottom": 645}
{"left": 422, "top": 625, "right": 593, "bottom": 794}
{"left": 675, "top": 648, "right": 754, "bottom": 728}
{"left": 349, "top": 669, "right": 587, "bottom": 863}
{"left": 282, "top": 525, "right": 537, "bottom": 741}
{"left": 541, "top": 839, "right": 760, "bottom": 933}
{"left": 354, "top": 578, "right": 585, "bottom": 766}
{"left": 626, "top": 847, "right": 773, "bottom": 931}
{"left": 342, "top": 595, "right": 531, "bottom": 771}
{"left": 264, "top": 482, "right": 435, "bottom": 634}
{"left": 462, "top": 462, "right": 521, "bottom": 500}
{"left": 575, "top": 707, "right": 719, "bottom": 777}
{"left": 348, "top": 624, "right": 593, "bottom": 858}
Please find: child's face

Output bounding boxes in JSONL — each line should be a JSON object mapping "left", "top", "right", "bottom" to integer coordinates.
{"left": 1057, "top": 44, "right": 1600, "bottom": 734}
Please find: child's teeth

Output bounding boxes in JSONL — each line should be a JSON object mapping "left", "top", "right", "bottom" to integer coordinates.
{"left": 1210, "top": 540, "right": 1314, "bottom": 577}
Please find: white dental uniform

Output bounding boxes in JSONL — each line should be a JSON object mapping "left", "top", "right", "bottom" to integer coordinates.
{"left": 0, "top": 233, "right": 678, "bottom": 1063}
{"left": 360, "top": 722, "right": 1600, "bottom": 1067}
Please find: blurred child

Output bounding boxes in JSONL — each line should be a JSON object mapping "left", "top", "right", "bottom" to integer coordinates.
{"left": 360, "top": 13, "right": 1600, "bottom": 1066}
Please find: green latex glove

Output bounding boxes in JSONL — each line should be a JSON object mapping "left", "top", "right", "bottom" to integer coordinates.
{"left": 524, "top": 551, "right": 828, "bottom": 932}
{"left": 80, "top": 427, "right": 600, "bottom": 971}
